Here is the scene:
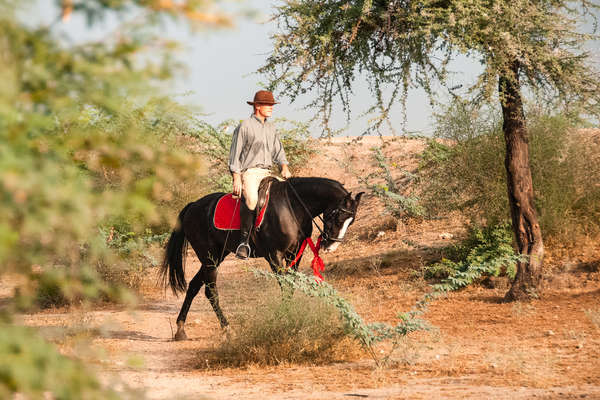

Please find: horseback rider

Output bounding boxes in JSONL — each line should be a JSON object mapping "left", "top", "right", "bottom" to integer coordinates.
{"left": 229, "top": 90, "right": 292, "bottom": 259}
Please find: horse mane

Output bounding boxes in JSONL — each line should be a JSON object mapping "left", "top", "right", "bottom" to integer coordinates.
{"left": 286, "top": 177, "right": 348, "bottom": 195}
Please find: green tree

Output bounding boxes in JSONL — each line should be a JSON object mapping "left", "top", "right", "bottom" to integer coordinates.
{"left": 0, "top": 0, "right": 229, "bottom": 396}
{"left": 260, "top": 0, "right": 600, "bottom": 300}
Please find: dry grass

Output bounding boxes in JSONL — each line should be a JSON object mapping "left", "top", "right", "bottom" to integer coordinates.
{"left": 202, "top": 292, "right": 364, "bottom": 367}
{"left": 483, "top": 345, "right": 561, "bottom": 388}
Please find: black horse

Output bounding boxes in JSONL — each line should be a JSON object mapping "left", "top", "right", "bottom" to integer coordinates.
{"left": 160, "top": 177, "right": 363, "bottom": 340}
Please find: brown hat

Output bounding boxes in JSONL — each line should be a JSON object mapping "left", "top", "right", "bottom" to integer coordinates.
{"left": 247, "top": 90, "right": 278, "bottom": 105}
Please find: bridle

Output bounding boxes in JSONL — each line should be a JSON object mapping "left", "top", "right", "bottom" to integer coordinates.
{"left": 284, "top": 180, "right": 356, "bottom": 278}
{"left": 286, "top": 180, "right": 354, "bottom": 243}
{"left": 322, "top": 206, "right": 355, "bottom": 243}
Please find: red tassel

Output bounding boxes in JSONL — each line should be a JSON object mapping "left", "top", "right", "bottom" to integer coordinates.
{"left": 288, "top": 236, "right": 325, "bottom": 281}
{"left": 308, "top": 236, "right": 324, "bottom": 281}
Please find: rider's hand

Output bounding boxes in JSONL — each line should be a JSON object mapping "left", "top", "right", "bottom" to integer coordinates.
{"left": 281, "top": 165, "right": 292, "bottom": 180}
{"left": 232, "top": 173, "right": 242, "bottom": 197}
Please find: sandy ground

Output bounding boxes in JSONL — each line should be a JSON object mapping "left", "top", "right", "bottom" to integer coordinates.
{"left": 7, "top": 137, "right": 600, "bottom": 399}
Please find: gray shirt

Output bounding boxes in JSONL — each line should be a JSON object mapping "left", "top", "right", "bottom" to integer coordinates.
{"left": 228, "top": 115, "right": 288, "bottom": 174}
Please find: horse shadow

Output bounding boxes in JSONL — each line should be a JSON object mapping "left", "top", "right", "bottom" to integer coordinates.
{"left": 323, "top": 244, "right": 445, "bottom": 279}
{"left": 102, "top": 330, "right": 162, "bottom": 341}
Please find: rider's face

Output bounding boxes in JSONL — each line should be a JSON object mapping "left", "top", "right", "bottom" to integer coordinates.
{"left": 255, "top": 104, "right": 273, "bottom": 119}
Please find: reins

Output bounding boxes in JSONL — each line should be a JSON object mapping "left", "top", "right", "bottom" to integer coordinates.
{"left": 283, "top": 180, "right": 329, "bottom": 280}
{"left": 285, "top": 180, "right": 355, "bottom": 243}
{"left": 285, "top": 180, "right": 328, "bottom": 239}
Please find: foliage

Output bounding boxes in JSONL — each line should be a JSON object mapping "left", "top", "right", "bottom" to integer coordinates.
{"left": 246, "top": 236, "right": 519, "bottom": 365}
{"left": 260, "top": 0, "right": 600, "bottom": 133}
{"left": 357, "top": 147, "right": 424, "bottom": 219}
{"left": 95, "top": 225, "right": 167, "bottom": 291}
{"left": 1, "top": 95, "right": 202, "bottom": 305}
{"left": 277, "top": 118, "right": 318, "bottom": 167}
{"left": 0, "top": 0, "right": 229, "bottom": 398}
{"left": 419, "top": 102, "right": 508, "bottom": 221}
{"left": 0, "top": 2, "right": 204, "bottom": 288}
{"left": 0, "top": 323, "right": 128, "bottom": 400}
{"left": 96, "top": 226, "right": 158, "bottom": 289}
{"left": 213, "top": 294, "right": 356, "bottom": 366}
{"left": 425, "top": 223, "right": 518, "bottom": 283}
{"left": 431, "top": 250, "right": 523, "bottom": 294}
{"left": 251, "top": 268, "right": 430, "bottom": 366}
{"left": 420, "top": 101, "right": 600, "bottom": 244}
{"left": 31, "top": 265, "right": 124, "bottom": 310}
{"left": 187, "top": 117, "right": 317, "bottom": 192}
{"left": 245, "top": 224, "right": 524, "bottom": 364}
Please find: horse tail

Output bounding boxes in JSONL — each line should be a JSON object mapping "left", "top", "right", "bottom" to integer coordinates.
{"left": 160, "top": 203, "right": 193, "bottom": 295}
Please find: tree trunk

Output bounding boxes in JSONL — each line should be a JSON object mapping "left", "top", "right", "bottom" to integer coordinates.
{"left": 498, "top": 61, "right": 545, "bottom": 301}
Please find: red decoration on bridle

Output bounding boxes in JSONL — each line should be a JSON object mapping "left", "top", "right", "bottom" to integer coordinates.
{"left": 287, "top": 236, "right": 325, "bottom": 281}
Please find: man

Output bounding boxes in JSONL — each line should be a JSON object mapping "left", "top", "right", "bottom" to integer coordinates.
{"left": 229, "top": 90, "right": 292, "bottom": 259}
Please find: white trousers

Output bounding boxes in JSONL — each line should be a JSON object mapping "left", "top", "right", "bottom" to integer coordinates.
{"left": 241, "top": 168, "right": 273, "bottom": 210}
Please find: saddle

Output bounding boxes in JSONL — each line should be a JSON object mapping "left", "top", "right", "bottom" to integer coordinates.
{"left": 213, "top": 177, "right": 278, "bottom": 231}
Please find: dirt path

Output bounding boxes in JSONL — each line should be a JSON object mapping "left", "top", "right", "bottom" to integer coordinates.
{"left": 15, "top": 250, "right": 600, "bottom": 400}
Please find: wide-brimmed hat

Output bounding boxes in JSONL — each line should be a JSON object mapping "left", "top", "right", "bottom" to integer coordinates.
{"left": 247, "top": 90, "right": 278, "bottom": 105}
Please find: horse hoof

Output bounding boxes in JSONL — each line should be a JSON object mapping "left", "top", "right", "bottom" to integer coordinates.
{"left": 174, "top": 330, "right": 188, "bottom": 341}
{"left": 221, "top": 325, "right": 232, "bottom": 341}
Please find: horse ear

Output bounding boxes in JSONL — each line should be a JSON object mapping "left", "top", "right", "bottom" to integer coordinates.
{"left": 354, "top": 192, "right": 365, "bottom": 207}
{"left": 344, "top": 192, "right": 353, "bottom": 207}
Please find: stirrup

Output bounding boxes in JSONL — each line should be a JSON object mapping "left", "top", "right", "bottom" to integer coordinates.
{"left": 235, "top": 242, "right": 251, "bottom": 259}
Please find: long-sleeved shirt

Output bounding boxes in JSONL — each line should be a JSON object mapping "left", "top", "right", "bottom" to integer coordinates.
{"left": 228, "top": 115, "right": 288, "bottom": 174}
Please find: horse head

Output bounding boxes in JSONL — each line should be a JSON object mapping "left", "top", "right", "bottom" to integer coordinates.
{"left": 321, "top": 191, "right": 364, "bottom": 253}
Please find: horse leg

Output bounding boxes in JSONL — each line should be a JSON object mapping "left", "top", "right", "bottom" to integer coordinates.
{"left": 204, "top": 266, "right": 229, "bottom": 328}
{"left": 267, "top": 251, "right": 286, "bottom": 274}
{"left": 174, "top": 270, "right": 205, "bottom": 341}
{"left": 267, "top": 251, "right": 295, "bottom": 299}
{"left": 287, "top": 250, "right": 304, "bottom": 272}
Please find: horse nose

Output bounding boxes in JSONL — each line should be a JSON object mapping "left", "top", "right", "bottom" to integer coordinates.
{"left": 323, "top": 242, "right": 340, "bottom": 253}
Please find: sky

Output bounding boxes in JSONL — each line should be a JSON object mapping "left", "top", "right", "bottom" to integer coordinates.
{"left": 163, "top": 8, "right": 484, "bottom": 137}
{"left": 30, "top": 1, "right": 598, "bottom": 137}
{"left": 28, "top": 0, "right": 468, "bottom": 137}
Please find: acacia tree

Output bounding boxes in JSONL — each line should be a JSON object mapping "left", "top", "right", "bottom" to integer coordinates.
{"left": 260, "top": 0, "right": 600, "bottom": 300}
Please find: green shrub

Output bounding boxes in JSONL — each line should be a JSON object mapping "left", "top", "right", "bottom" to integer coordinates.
{"left": 0, "top": 323, "right": 124, "bottom": 399}
{"left": 96, "top": 224, "right": 166, "bottom": 291}
{"left": 420, "top": 100, "right": 600, "bottom": 245}
{"left": 33, "top": 269, "right": 71, "bottom": 309}
{"left": 22, "top": 264, "right": 128, "bottom": 310}
{"left": 424, "top": 223, "right": 518, "bottom": 285}
{"left": 358, "top": 147, "right": 424, "bottom": 219}
{"left": 277, "top": 118, "right": 317, "bottom": 167}
{"left": 0, "top": 0, "right": 224, "bottom": 398}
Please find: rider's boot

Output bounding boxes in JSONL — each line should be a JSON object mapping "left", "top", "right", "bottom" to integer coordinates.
{"left": 235, "top": 201, "right": 254, "bottom": 259}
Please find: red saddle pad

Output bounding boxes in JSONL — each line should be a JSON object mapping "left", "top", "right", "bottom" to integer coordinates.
{"left": 213, "top": 193, "right": 269, "bottom": 231}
